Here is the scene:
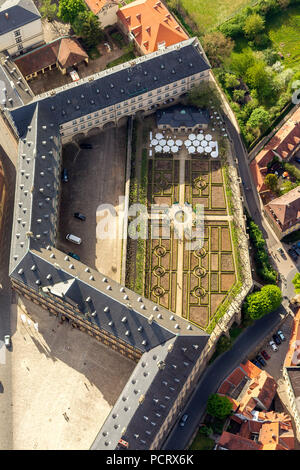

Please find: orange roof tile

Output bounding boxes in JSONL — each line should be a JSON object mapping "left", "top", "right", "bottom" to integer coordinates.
{"left": 58, "top": 38, "right": 88, "bottom": 69}
{"left": 218, "top": 431, "right": 263, "bottom": 450}
{"left": 85, "top": 0, "right": 117, "bottom": 15}
{"left": 117, "top": 0, "right": 188, "bottom": 54}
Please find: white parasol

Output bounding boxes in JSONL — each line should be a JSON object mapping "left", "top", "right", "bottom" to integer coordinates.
{"left": 205, "top": 134, "right": 212, "bottom": 141}
{"left": 189, "top": 134, "right": 196, "bottom": 141}
{"left": 156, "top": 133, "right": 163, "bottom": 139}
{"left": 171, "top": 145, "right": 178, "bottom": 153}
{"left": 155, "top": 145, "right": 162, "bottom": 152}
{"left": 176, "top": 140, "right": 183, "bottom": 146}
{"left": 167, "top": 139, "right": 174, "bottom": 146}
{"left": 185, "top": 140, "right": 191, "bottom": 147}
{"left": 151, "top": 139, "right": 158, "bottom": 146}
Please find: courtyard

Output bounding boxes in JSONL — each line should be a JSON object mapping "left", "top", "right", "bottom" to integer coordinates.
{"left": 126, "top": 115, "right": 240, "bottom": 331}
{"left": 57, "top": 126, "right": 127, "bottom": 282}
{"left": 6, "top": 295, "right": 135, "bottom": 450}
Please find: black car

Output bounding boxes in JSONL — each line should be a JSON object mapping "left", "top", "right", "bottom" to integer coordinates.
{"left": 252, "top": 360, "right": 262, "bottom": 369}
{"left": 74, "top": 212, "right": 86, "bottom": 221}
{"left": 256, "top": 354, "right": 266, "bottom": 367}
{"left": 79, "top": 143, "right": 93, "bottom": 149}
{"left": 288, "top": 248, "right": 298, "bottom": 261}
{"left": 68, "top": 252, "right": 80, "bottom": 261}
{"left": 62, "top": 168, "right": 68, "bottom": 182}
{"left": 272, "top": 333, "right": 281, "bottom": 345}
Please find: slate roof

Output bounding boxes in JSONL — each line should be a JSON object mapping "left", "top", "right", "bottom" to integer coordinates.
{"left": 156, "top": 104, "right": 209, "bottom": 128}
{"left": 8, "top": 38, "right": 210, "bottom": 450}
{"left": 0, "top": 0, "right": 40, "bottom": 35}
{"left": 0, "top": 64, "right": 24, "bottom": 108}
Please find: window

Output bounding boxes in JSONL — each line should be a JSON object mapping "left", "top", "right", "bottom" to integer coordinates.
{"left": 173, "top": 83, "right": 177, "bottom": 87}
{"left": 117, "top": 112, "right": 121, "bottom": 116}
{"left": 95, "top": 120, "right": 99, "bottom": 124}
{"left": 14, "top": 30, "right": 21, "bottom": 37}
{"left": 148, "top": 100, "right": 152, "bottom": 104}
{"left": 80, "top": 117, "right": 84, "bottom": 122}
{"left": 81, "top": 125, "right": 85, "bottom": 129}
{"left": 88, "top": 122, "right": 92, "bottom": 127}
{"left": 165, "top": 86, "right": 169, "bottom": 90}
{"left": 131, "top": 98, "right": 135, "bottom": 103}
{"left": 17, "top": 44, "right": 23, "bottom": 51}
{"left": 110, "top": 114, "right": 114, "bottom": 119}
{"left": 87, "top": 115, "right": 91, "bottom": 120}
{"left": 94, "top": 112, "right": 98, "bottom": 117}
{"left": 72, "top": 120, "right": 77, "bottom": 125}
{"left": 74, "top": 127, "right": 78, "bottom": 132}
{"left": 181, "top": 87, "right": 185, "bottom": 91}
{"left": 102, "top": 110, "right": 106, "bottom": 114}
{"left": 138, "top": 96, "right": 142, "bottom": 101}
{"left": 165, "top": 93, "right": 169, "bottom": 98}
{"left": 181, "top": 79, "right": 185, "bottom": 84}
{"left": 191, "top": 76, "right": 195, "bottom": 81}
{"left": 148, "top": 92, "right": 152, "bottom": 97}
{"left": 16, "top": 37, "right": 22, "bottom": 44}
{"left": 132, "top": 106, "right": 136, "bottom": 111}
{"left": 116, "top": 105, "right": 120, "bottom": 109}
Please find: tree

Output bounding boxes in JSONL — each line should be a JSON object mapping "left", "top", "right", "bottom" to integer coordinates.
{"left": 247, "top": 106, "right": 270, "bottom": 131}
{"left": 203, "top": 32, "right": 234, "bottom": 68}
{"left": 58, "top": 0, "right": 86, "bottom": 24}
{"left": 233, "top": 89, "right": 246, "bottom": 103}
{"left": 243, "top": 13, "right": 265, "bottom": 39}
{"left": 72, "top": 10, "right": 104, "bottom": 48}
{"left": 264, "top": 173, "right": 278, "bottom": 192}
{"left": 246, "top": 62, "right": 274, "bottom": 100}
{"left": 224, "top": 73, "right": 239, "bottom": 89}
{"left": 245, "top": 285, "right": 282, "bottom": 320}
{"left": 231, "top": 50, "right": 255, "bottom": 77}
{"left": 40, "top": 0, "right": 57, "bottom": 21}
{"left": 188, "top": 82, "right": 222, "bottom": 109}
{"left": 292, "top": 273, "right": 300, "bottom": 293}
{"left": 207, "top": 394, "right": 233, "bottom": 420}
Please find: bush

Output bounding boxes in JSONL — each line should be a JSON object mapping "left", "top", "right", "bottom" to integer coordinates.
{"left": 244, "top": 285, "right": 282, "bottom": 320}
{"left": 207, "top": 394, "right": 233, "bottom": 420}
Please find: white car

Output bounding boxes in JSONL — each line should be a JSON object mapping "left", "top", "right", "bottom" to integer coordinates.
{"left": 277, "top": 330, "right": 285, "bottom": 341}
{"left": 269, "top": 340, "right": 278, "bottom": 352}
{"left": 4, "top": 335, "right": 11, "bottom": 347}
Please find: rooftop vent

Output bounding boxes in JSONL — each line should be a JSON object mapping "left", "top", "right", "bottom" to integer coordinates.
{"left": 104, "top": 306, "right": 109, "bottom": 313}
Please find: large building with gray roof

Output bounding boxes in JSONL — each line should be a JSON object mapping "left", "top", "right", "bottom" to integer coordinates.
{"left": 6, "top": 37, "right": 212, "bottom": 449}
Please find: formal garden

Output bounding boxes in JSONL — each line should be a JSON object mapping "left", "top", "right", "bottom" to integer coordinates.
{"left": 126, "top": 117, "right": 242, "bottom": 333}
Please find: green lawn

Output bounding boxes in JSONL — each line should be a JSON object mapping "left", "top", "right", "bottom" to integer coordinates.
{"left": 267, "top": 4, "right": 300, "bottom": 72}
{"left": 106, "top": 51, "right": 135, "bottom": 68}
{"left": 189, "top": 433, "right": 215, "bottom": 450}
{"left": 170, "top": 0, "right": 255, "bottom": 35}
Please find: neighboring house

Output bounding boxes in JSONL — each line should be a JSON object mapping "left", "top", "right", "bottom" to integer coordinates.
{"left": 250, "top": 107, "right": 300, "bottom": 202}
{"left": 0, "top": 0, "right": 44, "bottom": 56}
{"left": 84, "top": 0, "right": 119, "bottom": 28}
{"left": 216, "top": 360, "right": 295, "bottom": 450}
{"left": 117, "top": 0, "right": 189, "bottom": 55}
{"left": 14, "top": 37, "right": 89, "bottom": 80}
{"left": 156, "top": 104, "right": 209, "bottom": 132}
{"left": 264, "top": 186, "right": 300, "bottom": 239}
{"left": 283, "top": 308, "right": 300, "bottom": 440}
{"left": 6, "top": 38, "right": 211, "bottom": 450}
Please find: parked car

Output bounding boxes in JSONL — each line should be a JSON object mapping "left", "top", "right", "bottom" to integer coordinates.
{"left": 261, "top": 350, "right": 270, "bottom": 361}
{"left": 292, "top": 244, "right": 300, "bottom": 256}
{"left": 277, "top": 247, "right": 285, "bottom": 257}
{"left": 68, "top": 252, "right": 80, "bottom": 261}
{"left": 66, "top": 234, "right": 82, "bottom": 245}
{"left": 252, "top": 360, "right": 262, "bottom": 369}
{"left": 74, "top": 212, "right": 86, "bottom": 221}
{"left": 62, "top": 168, "right": 68, "bottom": 182}
{"left": 79, "top": 143, "right": 93, "bottom": 149}
{"left": 179, "top": 414, "right": 189, "bottom": 427}
{"left": 272, "top": 333, "right": 281, "bottom": 345}
{"left": 256, "top": 355, "right": 266, "bottom": 367}
{"left": 269, "top": 340, "right": 278, "bottom": 352}
{"left": 277, "top": 330, "right": 285, "bottom": 341}
{"left": 4, "top": 335, "right": 11, "bottom": 347}
{"left": 288, "top": 248, "right": 298, "bottom": 261}
{"left": 294, "top": 157, "right": 300, "bottom": 163}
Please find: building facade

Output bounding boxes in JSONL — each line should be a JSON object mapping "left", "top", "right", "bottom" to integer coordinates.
{"left": 84, "top": 0, "right": 119, "bottom": 28}
{"left": 0, "top": 0, "right": 44, "bottom": 56}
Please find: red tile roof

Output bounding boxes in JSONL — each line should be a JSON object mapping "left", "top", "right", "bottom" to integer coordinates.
{"left": 265, "top": 186, "right": 300, "bottom": 234}
{"left": 85, "top": 0, "right": 118, "bottom": 15}
{"left": 218, "top": 431, "right": 263, "bottom": 450}
{"left": 250, "top": 107, "right": 300, "bottom": 198}
{"left": 14, "top": 37, "right": 88, "bottom": 77}
{"left": 117, "top": 0, "right": 188, "bottom": 54}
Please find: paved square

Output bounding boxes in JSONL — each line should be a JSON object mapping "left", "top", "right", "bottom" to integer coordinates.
{"left": 9, "top": 297, "right": 135, "bottom": 450}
